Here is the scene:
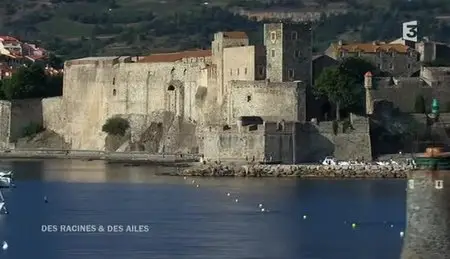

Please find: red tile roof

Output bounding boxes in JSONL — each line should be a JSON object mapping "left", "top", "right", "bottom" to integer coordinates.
{"left": 0, "top": 36, "right": 19, "bottom": 42}
{"left": 334, "top": 43, "right": 411, "bottom": 53}
{"left": 138, "top": 49, "right": 211, "bottom": 63}
{"left": 223, "top": 31, "right": 248, "bottom": 39}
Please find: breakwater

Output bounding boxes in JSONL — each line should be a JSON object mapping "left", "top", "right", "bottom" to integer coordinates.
{"left": 178, "top": 163, "right": 412, "bottom": 178}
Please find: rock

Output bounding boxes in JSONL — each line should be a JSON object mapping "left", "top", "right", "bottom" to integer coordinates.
{"left": 176, "top": 163, "right": 410, "bottom": 178}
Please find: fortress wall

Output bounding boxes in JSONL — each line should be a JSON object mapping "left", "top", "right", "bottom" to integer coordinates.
{"left": 230, "top": 80, "right": 305, "bottom": 122}
{"left": 202, "top": 127, "right": 265, "bottom": 161}
{"left": 10, "top": 99, "right": 43, "bottom": 142}
{"left": 42, "top": 97, "right": 65, "bottom": 136}
{"left": 63, "top": 60, "right": 111, "bottom": 149}
{"left": 0, "top": 101, "right": 11, "bottom": 148}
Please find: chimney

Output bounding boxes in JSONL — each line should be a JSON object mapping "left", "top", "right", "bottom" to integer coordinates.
{"left": 364, "top": 71, "right": 373, "bottom": 89}
{"left": 364, "top": 71, "right": 373, "bottom": 115}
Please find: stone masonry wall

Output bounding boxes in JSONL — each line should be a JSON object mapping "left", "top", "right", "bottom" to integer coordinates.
{"left": 0, "top": 101, "right": 11, "bottom": 148}
{"left": 10, "top": 99, "right": 43, "bottom": 141}
{"left": 230, "top": 80, "right": 305, "bottom": 122}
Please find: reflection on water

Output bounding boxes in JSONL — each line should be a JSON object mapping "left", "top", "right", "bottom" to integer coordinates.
{"left": 0, "top": 159, "right": 406, "bottom": 259}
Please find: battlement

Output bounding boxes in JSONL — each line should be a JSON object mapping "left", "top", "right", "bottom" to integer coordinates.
{"left": 65, "top": 56, "right": 134, "bottom": 67}
{"left": 231, "top": 80, "right": 304, "bottom": 89}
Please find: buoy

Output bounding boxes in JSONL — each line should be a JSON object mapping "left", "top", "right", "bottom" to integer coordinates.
{"left": 352, "top": 223, "right": 357, "bottom": 228}
{"left": 2, "top": 241, "right": 8, "bottom": 250}
{"left": 390, "top": 224, "right": 394, "bottom": 228}
{"left": 400, "top": 231, "right": 404, "bottom": 238}
{"left": 44, "top": 196, "right": 48, "bottom": 203}
{"left": 303, "top": 215, "right": 307, "bottom": 219}
{"left": 235, "top": 199, "right": 238, "bottom": 203}
{"left": 183, "top": 176, "right": 186, "bottom": 180}
{"left": 196, "top": 184, "right": 199, "bottom": 188}
{"left": 191, "top": 180, "right": 195, "bottom": 183}
{"left": 226, "top": 193, "right": 230, "bottom": 196}
{"left": 258, "top": 204, "right": 263, "bottom": 208}
{"left": 261, "top": 208, "right": 265, "bottom": 212}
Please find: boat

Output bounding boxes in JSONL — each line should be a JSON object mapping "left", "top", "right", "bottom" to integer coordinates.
{"left": 0, "top": 171, "right": 13, "bottom": 178}
{"left": 0, "top": 177, "right": 13, "bottom": 188}
{"left": 0, "top": 190, "right": 7, "bottom": 214}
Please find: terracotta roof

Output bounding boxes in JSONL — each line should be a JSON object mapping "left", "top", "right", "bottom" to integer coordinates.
{"left": 335, "top": 43, "right": 411, "bottom": 53}
{"left": 138, "top": 49, "right": 212, "bottom": 63}
{"left": 223, "top": 31, "right": 248, "bottom": 39}
{"left": 0, "top": 36, "right": 19, "bottom": 42}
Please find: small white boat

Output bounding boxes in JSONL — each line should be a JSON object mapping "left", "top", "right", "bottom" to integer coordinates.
{"left": 0, "top": 191, "right": 7, "bottom": 214}
{"left": 0, "top": 171, "right": 12, "bottom": 178}
{"left": 0, "top": 177, "right": 13, "bottom": 188}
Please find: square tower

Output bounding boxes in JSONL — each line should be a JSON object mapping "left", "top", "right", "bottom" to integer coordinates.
{"left": 264, "top": 23, "right": 312, "bottom": 84}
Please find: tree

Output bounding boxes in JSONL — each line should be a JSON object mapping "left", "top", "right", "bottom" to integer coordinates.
{"left": 0, "top": 63, "right": 62, "bottom": 100}
{"left": 314, "top": 57, "right": 376, "bottom": 120}
{"left": 102, "top": 117, "right": 130, "bottom": 136}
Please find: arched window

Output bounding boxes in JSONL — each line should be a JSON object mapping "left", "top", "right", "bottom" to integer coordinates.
{"left": 168, "top": 85, "right": 175, "bottom": 91}
{"left": 112, "top": 89, "right": 117, "bottom": 96}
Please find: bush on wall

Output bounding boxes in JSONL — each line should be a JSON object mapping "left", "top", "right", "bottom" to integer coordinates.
{"left": 102, "top": 117, "right": 130, "bottom": 136}
{"left": 22, "top": 122, "right": 45, "bottom": 137}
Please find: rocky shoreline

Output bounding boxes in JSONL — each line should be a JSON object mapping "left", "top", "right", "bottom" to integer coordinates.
{"left": 177, "top": 163, "right": 412, "bottom": 178}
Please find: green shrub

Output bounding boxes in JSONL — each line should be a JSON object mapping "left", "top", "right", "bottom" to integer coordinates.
{"left": 22, "top": 122, "right": 44, "bottom": 137}
{"left": 102, "top": 117, "right": 130, "bottom": 136}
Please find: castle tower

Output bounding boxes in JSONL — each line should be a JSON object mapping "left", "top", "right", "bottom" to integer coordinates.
{"left": 264, "top": 23, "right": 312, "bottom": 84}
{"left": 211, "top": 32, "right": 249, "bottom": 105}
{"left": 401, "top": 167, "right": 450, "bottom": 258}
{"left": 364, "top": 71, "right": 373, "bottom": 115}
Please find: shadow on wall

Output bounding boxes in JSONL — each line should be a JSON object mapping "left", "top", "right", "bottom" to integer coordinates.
{"left": 10, "top": 99, "right": 44, "bottom": 142}
{"left": 295, "top": 123, "right": 335, "bottom": 163}
{"left": 370, "top": 100, "right": 422, "bottom": 157}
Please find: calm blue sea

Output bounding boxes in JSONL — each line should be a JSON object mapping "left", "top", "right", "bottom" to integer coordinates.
{"left": 0, "top": 159, "right": 405, "bottom": 259}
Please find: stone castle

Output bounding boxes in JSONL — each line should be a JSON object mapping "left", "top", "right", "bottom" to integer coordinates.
{"left": 1, "top": 22, "right": 450, "bottom": 163}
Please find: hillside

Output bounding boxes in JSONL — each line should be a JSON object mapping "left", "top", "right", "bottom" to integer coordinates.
{"left": 2, "top": 0, "right": 450, "bottom": 59}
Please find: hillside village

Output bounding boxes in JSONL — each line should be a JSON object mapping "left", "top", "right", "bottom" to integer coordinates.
{"left": 0, "top": 36, "right": 63, "bottom": 79}
{"left": 1, "top": 20, "right": 450, "bottom": 163}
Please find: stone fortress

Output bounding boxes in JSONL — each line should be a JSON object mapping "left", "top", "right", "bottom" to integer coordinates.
{"left": 1, "top": 22, "right": 450, "bottom": 163}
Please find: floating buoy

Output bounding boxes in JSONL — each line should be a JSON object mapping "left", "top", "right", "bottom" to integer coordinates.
{"left": 44, "top": 196, "right": 48, "bottom": 203}
{"left": 196, "top": 184, "right": 199, "bottom": 188}
{"left": 226, "top": 193, "right": 230, "bottom": 196}
{"left": 352, "top": 223, "right": 357, "bottom": 228}
{"left": 261, "top": 208, "right": 265, "bottom": 212}
{"left": 235, "top": 199, "right": 238, "bottom": 203}
{"left": 183, "top": 177, "right": 186, "bottom": 180}
{"left": 2, "top": 241, "right": 7, "bottom": 250}
{"left": 303, "top": 215, "right": 307, "bottom": 219}
{"left": 400, "top": 231, "right": 404, "bottom": 238}
{"left": 191, "top": 180, "right": 195, "bottom": 184}
{"left": 258, "top": 204, "right": 263, "bottom": 208}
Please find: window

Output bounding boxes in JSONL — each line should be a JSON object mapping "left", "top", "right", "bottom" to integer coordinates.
{"left": 112, "top": 89, "right": 117, "bottom": 96}
{"left": 237, "top": 68, "right": 239, "bottom": 75}
{"left": 229, "top": 69, "right": 232, "bottom": 75}
{"left": 435, "top": 180, "right": 444, "bottom": 189}
{"left": 389, "top": 63, "right": 394, "bottom": 70}
{"left": 270, "top": 31, "right": 276, "bottom": 41}
{"left": 378, "top": 63, "right": 382, "bottom": 69}
{"left": 407, "top": 64, "right": 411, "bottom": 69}
{"left": 294, "top": 50, "right": 300, "bottom": 58}
{"left": 288, "top": 69, "right": 294, "bottom": 79}
{"left": 291, "top": 31, "right": 298, "bottom": 40}
{"left": 247, "top": 95, "right": 251, "bottom": 102}
{"left": 271, "top": 49, "right": 275, "bottom": 57}
{"left": 244, "top": 68, "right": 247, "bottom": 74}
{"left": 112, "top": 77, "right": 115, "bottom": 85}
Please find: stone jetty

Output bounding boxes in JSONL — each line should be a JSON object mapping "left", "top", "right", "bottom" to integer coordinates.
{"left": 178, "top": 163, "right": 412, "bottom": 178}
